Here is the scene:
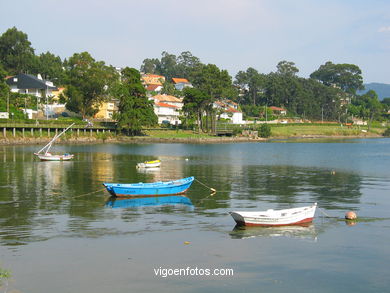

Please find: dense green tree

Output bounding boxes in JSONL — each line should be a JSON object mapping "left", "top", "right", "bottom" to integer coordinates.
{"left": 0, "top": 65, "right": 10, "bottom": 112}
{"left": 182, "top": 87, "right": 210, "bottom": 132}
{"left": 0, "top": 27, "right": 36, "bottom": 75}
{"left": 235, "top": 67, "right": 265, "bottom": 105}
{"left": 349, "top": 90, "right": 382, "bottom": 129}
{"left": 176, "top": 51, "right": 201, "bottom": 79}
{"left": 34, "top": 51, "right": 65, "bottom": 84}
{"left": 64, "top": 52, "right": 118, "bottom": 118}
{"left": 140, "top": 51, "right": 202, "bottom": 80}
{"left": 113, "top": 67, "right": 157, "bottom": 135}
{"left": 190, "top": 63, "right": 237, "bottom": 99}
{"left": 310, "top": 61, "right": 364, "bottom": 95}
{"left": 276, "top": 60, "right": 299, "bottom": 76}
{"left": 140, "top": 58, "right": 160, "bottom": 74}
{"left": 381, "top": 97, "right": 390, "bottom": 111}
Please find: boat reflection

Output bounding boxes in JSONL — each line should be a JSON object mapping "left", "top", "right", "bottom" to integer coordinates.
{"left": 229, "top": 224, "right": 318, "bottom": 241}
{"left": 136, "top": 167, "right": 161, "bottom": 174}
{"left": 105, "top": 195, "right": 194, "bottom": 209}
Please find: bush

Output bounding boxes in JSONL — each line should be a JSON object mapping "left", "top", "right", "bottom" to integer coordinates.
{"left": 258, "top": 124, "right": 271, "bottom": 138}
{"left": 383, "top": 127, "right": 390, "bottom": 137}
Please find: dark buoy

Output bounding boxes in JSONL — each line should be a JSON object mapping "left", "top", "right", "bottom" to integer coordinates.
{"left": 345, "top": 211, "right": 357, "bottom": 220}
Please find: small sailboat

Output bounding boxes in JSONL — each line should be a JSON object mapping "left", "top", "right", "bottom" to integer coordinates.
{"left": 34, "top": 123, "right": 75, "bottom": 161}
{"left": 136, "top": 160, "right": 161, "bottom": 168}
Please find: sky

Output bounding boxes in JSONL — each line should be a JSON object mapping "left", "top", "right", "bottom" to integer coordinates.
{"left": 1, "top": 0, "right": 390, "bottom": 84}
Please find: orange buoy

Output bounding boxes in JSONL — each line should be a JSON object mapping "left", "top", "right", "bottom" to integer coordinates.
{"left": 345, "top": 211, "right": 357, "bottom": 220}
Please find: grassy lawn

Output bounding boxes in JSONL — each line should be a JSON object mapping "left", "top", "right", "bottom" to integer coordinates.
{"left": 143, "top": 129, "right": 214, "bottom": 139}
{"left": 269, "top": 124, "right": 383, "bottom": 137}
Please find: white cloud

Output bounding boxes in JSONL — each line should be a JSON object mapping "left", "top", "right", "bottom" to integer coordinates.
{"left": 378, "top": 26, "right": 390, "bottom": 33}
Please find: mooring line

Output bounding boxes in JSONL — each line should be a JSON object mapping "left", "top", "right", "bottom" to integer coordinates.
{"left": 195, "top": 178, "right": 216, "bottom": 193}
{"left": 318, "top": 207, "right": 338, "bottom": 218}
{"left": 73, "top": 188, "right": 106, "bottom": 199}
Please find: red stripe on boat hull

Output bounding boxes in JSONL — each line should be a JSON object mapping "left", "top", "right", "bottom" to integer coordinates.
{"left": 236, "top": 217, "right": 314, "bottom": 227}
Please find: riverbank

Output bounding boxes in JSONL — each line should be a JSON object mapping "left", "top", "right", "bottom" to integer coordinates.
{"left": 0, "top": 125, "right": 386, "bottom": 145}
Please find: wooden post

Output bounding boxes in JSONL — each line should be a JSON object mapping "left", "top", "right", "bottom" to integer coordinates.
{"left": 48, "top": 128, "right": 50, "bottom": 137}
{"left": 22, "top": 128, "right": 25, "bottom": 138}
{"left": 31, "top": 128, "right": 34, "bottom": 136}
{"left": 40, "top": 128, "right": 42, "bottom": 137}
{"left": 13, "top": 128, "right": 16, "bottom": 137}
{"left": 77, "top": 128, "right": 80, "bottom": 136}
{"left": 3, "top": 127, "right": 6, "bottom": 137}
{"left": 90, "top": 129, "right": 92, "bottom": 136}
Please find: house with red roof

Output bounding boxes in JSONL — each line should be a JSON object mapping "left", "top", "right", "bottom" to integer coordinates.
{"left": 141, "top": 74, "right": 165, "bottom": 86}
{"left": 172, "top": 77, "right": 193, "bottom": 91}
{"left": 269, "top": 106, "right": 287, "bottom": 115}
{"left": 213, "top": 99, "right": 243, "bottom": 124}
{"left": 152, "top": 94, "right": 183, "bottom": 125}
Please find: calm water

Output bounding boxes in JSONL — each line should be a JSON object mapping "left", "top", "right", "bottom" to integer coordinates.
{"left": 0, "top": 139, "right": 390, "bottom": 293}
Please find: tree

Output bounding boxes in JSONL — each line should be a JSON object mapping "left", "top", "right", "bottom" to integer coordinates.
{"left": 190, "top": 64, "right": 236, "bottom": 99}
{"left": 235, "top": 67, "right": 265, "bottom": 105}
{"left": 140, "top": 51, "right": 202, "bottom": 80}
{"left": 310, "top": 61, "right": 364, "bottom": 95}
{"left": 140, "top": 58, "right": 160, "bottom": 74}
{"left": 182, "top": 87, "right": 210, "bottom": 132}
{"left": 34, "top": 51, "right": 65, "bottom": 84}
{"left": 176, "top": 51, "right": 201, "bottom": 79}
{"left": 0, "top": 27, "right": 36, "bottom": 75}
{"left": 276, "top": 60, "right": 299, "bottom": 76}
{"left": 113, "top": 67, "right": 157, "bottom": 135}
{"left": 349, "top": 90, "right": 382, "bottom": 130}
{"left": 0, "top": 65, "right": 10, "bottom": 112}
{"left": 64, "top": 52, "right": 118, "bottom": 118}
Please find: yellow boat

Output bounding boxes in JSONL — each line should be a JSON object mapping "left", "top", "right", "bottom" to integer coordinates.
{"left": 136, "top": 160, "right": 161, "bottom": 168}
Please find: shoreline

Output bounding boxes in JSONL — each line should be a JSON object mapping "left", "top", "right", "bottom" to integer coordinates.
{"left": 0, "top": 133, "right": 383, "bottom": 146}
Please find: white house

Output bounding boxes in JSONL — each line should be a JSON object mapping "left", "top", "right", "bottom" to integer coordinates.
{"left": 154, "top": 102, "right": 181, "bottom": 125}
{"left": 152, "top": 94, "right": 183, "bottom": 125}
{"left": 213, "top": 99, "right": 243, "bottom": 124}
{"left": 172, "top": 78, "right": 193, "bottom": 91}
{"left": 0, "top": 112, "right": 9, "bottom": 119}
{"left": 6, "top": 73, "right": 57, "bottom": 99}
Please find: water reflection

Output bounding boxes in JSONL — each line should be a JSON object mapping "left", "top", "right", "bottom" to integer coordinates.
{"left": 229, "top": 224, "right": 318, "bottom": 241}
{"left": 0, "top": 143, "right": 370, "bottom": 248}
{"left": 105, "top": 195, "right": 193, "bottom": 209}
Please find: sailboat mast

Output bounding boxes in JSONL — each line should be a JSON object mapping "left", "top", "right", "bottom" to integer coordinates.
{"left": 36, "top": 123, "right": 75, "bottom": 155}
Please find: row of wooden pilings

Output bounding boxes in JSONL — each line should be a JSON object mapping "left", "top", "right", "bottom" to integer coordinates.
{"left": 2, "top": 126, "right": 113, "bottom": 138}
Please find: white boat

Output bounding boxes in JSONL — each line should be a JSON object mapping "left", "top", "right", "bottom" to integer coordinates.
{"left": 136, "top": 160, "right": 161, "bottom": 168}
{"left": 34, "top": 123, "right": 75, "bottom": 161}
{"left": 229, "top": 203, "right": 317, "bottom": 226}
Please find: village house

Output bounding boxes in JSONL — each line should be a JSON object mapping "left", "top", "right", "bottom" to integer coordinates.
{"left": 269, "top": 106, "right": 287, "bottom": 115}
{"left": 6, "top": 73, "right": 58, "bottom": 118}
{"left": 172, "top": 78, "right": 193, "bottom": 91}
{"left": 152, "top": 94, "right": 183, "bottom": 125}
{"left": 145, "top": 84, "right": 163, "bottom": 93}
{"left": 213, "top": 99, "right": 243, "bottom": 124}
{"left": 141, "top": 74, "right": 165, "bottom": 87}
{"left": 94, "top": 100, "right": 118, "bottom": 120}
{"left": 6, "top": 73, "right": 57, "bottom": 99}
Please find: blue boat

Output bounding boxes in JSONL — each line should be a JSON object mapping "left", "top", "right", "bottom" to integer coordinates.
{"left": 103, "top": 176, "right": 195, "bottom": 197}
{"left": 105, "top": 195, "right": 193, "bottom": 208}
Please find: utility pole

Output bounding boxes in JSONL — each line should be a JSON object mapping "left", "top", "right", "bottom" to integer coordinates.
{"left": 46, "top": 85, "right": 49, "bottom": 120}
{"left": 321, "top": 107, "right": 324, "bottom": 123}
